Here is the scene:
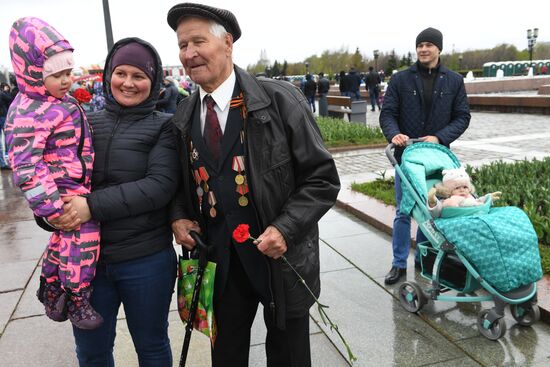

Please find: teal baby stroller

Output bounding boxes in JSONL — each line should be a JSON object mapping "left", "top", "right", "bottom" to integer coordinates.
{"left": 386, "top": 140, "right": 543, "bottom": 340}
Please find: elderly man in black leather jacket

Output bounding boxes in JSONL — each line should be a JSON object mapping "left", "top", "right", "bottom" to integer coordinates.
{"left": 167, "top": 3, "right": 340, "bottom": 366}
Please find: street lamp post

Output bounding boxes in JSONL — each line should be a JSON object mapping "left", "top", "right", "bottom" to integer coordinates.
{"left": 527, "top": 28, "right": 539, "bottom": 68}
{"left": 458, "top": 55, "right": 463, "bottom": 71}
{"left": 102, "top": 0, "right": 114, "bottom": 52}
{"left": 373, "top": 49, "right": 379, "bottom": 71}
{"left": 305, "top": 62, "right": 310, "bottom": 75}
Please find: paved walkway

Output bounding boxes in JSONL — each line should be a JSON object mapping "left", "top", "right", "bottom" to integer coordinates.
{"left": 2, "top": 111, "right": 550, "bottom": 366}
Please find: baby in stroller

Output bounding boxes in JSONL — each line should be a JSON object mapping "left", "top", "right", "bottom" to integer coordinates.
{"left": 427, "top": 167, "right": 501, "bottom": 218}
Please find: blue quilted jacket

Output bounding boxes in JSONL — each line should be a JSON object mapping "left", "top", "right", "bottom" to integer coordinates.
{"left": 380, "top": 62, "right": 470, "bottom": 162}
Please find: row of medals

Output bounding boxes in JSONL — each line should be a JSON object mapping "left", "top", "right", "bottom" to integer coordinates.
{"left": 191, "top": 147, "right": 249, "bottom": 218}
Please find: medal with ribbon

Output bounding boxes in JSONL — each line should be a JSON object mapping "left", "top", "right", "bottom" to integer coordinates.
{"left": 232, "top": 155, "right": 249, "bottom": 206}
{"left": 189, "top": 141, "right": 199, "bottom": 164}
{"left": 193, "top": 169, "right": 204, "bottom": 203}
{"left": 236, "top": 176, "right": 249, "bottom": 207}
{"left": 208, "top": 191, "right": 217, "bottom": 218}
{"left": 232, "top": 156, "right": 245, "bottom": 185}
{"left": 198, "top": 167, "right": 210, "bottom": 194}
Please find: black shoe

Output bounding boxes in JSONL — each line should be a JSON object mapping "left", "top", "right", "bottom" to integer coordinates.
{"left": 371, "top": 108, "right": 375, "bottom": 112}
{"left": 384, "top": 266, "right": 406, "bottom": 285}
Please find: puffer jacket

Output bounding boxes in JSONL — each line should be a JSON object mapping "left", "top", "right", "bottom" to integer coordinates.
{"left": 87, "top": 38, "right": 180, "bottom": 263}
{"left": 171, "top": 65, "right": 340, "bottom": 328}
{"left": 5, "top": 17, "right": 93, "bottom": 220}
{"left": 380, "top": 61, "right": 470, "bottom": 162}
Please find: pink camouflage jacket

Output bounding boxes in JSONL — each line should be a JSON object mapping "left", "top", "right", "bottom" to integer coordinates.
{"left": 5, "top": 17, "right": 94, "bottom": 221}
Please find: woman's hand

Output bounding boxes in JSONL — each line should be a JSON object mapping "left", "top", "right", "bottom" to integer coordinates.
{"left": 62, "top": 196, "right": 92, "bottom": 224}
{"left": 49, "top": 196, "right": 82, "bottom": 231}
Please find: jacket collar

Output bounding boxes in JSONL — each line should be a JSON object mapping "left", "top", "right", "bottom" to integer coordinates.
{"left": 173, "top": 64, "right": 272, "bottom": 133}
{"left": 411, "top": 60, "right": 449, "bottom": 75}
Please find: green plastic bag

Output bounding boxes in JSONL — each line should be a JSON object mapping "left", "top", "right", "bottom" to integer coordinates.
{"left": 177, "top": 256, "right": 217, "bottom": 345}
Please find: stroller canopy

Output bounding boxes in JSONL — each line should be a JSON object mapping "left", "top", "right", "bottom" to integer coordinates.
{"left": 399, "top": 142, "right": 461, "bottom": 217}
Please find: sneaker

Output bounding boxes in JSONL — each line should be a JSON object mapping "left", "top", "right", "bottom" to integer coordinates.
{"left": 42, "top": 281, "right": 68, "bottom": 322}
{"left": 67, "top": 288, "right": 103, "bottom": 330}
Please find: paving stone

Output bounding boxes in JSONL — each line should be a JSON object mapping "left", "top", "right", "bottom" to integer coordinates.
{"left": 248, "top": 332, "right": 349, "bottom": 367}
{"left": 0, "top": 220, "right": 49, "bottom": 264}
{"left": 311, "top": 268, "right": 466, "bottom": 367}
{"left": 456, "top": 325, "right": 550, "bottom": 367}
{"left": 0, "top": 291, "right": 21, "bottom": 336}
{"left": 0, "top": 260, "right": 37, "bottom": 293}
{"left": 12, "top": 265, "right": 43, "bottom": 319}
{"left": 424, "top": 357, "right": 482, "bottom": 366}
{"left": 0, "top": 315, "right": 76, "bottom": 366}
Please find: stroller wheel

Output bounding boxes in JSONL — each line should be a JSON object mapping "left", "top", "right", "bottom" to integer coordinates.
{"left": 477, "top": 309, "right": 506, "bottom": 340}
{"left": 398, "top": 282, "right": 426, "bottom": 313}
{"left": 511, "top": 304, "right": 540, "bottom": 326}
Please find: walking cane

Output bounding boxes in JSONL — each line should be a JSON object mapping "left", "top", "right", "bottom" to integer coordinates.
{"left": 179, "top": 231, "right": 209, "bottom": 367}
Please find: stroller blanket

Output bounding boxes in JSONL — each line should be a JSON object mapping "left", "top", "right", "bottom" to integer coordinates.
{"left": 434, "top": 206, "right": 543, "bottom": 292}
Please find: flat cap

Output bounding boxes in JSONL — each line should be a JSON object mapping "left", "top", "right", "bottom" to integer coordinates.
{"left": 167, "top": 3, "right": 241, "bottom": 42}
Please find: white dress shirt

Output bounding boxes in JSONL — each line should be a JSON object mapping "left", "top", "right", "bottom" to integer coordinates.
{"left": 198, "top": 70, "right": 236, "bottom": 135}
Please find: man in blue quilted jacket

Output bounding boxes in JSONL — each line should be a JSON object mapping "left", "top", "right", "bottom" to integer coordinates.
{"left": 380, "top": 27, "right": 470, "bottom": 284}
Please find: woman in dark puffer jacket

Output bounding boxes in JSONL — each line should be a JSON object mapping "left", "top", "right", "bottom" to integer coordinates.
{"left": 58, "top": 37, "right": 180, "bottom": 366}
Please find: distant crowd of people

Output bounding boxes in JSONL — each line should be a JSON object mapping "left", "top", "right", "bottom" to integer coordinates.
{"left": 299, "top": 66, "right": 386, "bottom": 116}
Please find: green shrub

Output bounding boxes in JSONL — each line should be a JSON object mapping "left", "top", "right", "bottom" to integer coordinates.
{"left": 351, "top": 173, "right": 396, "bottom": 206}
{"left": 316, "top": 116, "right": 386, "bottom": 147}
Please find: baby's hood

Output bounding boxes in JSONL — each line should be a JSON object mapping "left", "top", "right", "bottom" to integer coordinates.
{"left": 9, "top": 17, "right": 73, "bottom": 100}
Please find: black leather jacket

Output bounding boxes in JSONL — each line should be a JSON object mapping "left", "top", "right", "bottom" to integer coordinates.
{"left": 170, "top": 65, "right": 340, "bottom": 327}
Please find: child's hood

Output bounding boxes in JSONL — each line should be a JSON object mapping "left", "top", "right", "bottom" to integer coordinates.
{"left": 9, "top": 17, "right": 74, "bottom": 100}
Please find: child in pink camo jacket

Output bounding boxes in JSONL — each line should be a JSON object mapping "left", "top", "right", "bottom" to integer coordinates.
{"left": 5, "top": 17, "right": 102, "bottom": 329}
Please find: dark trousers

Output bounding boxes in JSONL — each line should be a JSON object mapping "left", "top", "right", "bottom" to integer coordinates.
{"left": 212, "top": 249, "right": 311, "bottom": 367}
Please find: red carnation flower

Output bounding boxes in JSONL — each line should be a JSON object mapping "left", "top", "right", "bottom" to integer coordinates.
{"left": 232, "top": 224, "right": 252, "bottom": 243}
{"left": 73, "top": 88, "right": 92, "bottom": 103}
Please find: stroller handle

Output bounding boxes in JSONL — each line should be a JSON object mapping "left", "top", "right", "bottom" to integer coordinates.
{"left": 385, "top": 138, "right": 425, "bottom": 166}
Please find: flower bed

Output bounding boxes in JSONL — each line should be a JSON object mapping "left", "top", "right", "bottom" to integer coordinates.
{"left": 316, "top": 117, "right": 386, "bottom": 148}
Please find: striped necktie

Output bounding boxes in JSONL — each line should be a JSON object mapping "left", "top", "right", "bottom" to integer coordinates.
{"left": 204, "top": 95, "right": 222, "bottom": 162}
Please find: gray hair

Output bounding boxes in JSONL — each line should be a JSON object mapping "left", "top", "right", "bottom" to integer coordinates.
{"left": 209, "top": 21, "right": 228, "bottom": 40}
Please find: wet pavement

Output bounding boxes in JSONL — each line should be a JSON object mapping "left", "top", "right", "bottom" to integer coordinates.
{"left": 2, "top": 111, "right": 550, "bottom": 366}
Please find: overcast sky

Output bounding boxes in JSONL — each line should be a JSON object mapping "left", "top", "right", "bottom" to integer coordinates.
{"left": 1, "top": 0, "right": 549, "bottom": 72}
